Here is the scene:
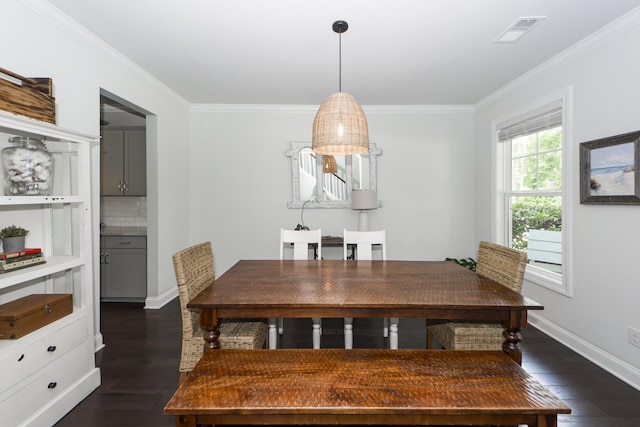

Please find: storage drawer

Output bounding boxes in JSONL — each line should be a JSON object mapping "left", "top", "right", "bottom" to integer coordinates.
{"left": 104, "top": 235, "right": 146, "bottom": 249}
{"left": 0, "top": 294, "right": 73, "bottom": 339}
{"left": 0, "top": 343, "right": 90, "bottom": 427}
{"left": 0, "top": 314, "right": 87, "bottom": 394}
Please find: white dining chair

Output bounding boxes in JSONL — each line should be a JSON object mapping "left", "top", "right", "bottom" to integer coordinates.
{"left": 278, "top": 228, "right": 322, "bottom": 349}
{"left": 343, "top": 229, "right": 398, "bottom": 349}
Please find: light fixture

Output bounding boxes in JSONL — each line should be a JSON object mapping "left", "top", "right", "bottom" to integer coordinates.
{"left": 312, "top": 20, "right": 369, "bottom": 156}
{"left": 494, "top": 16, "right": 546, "bottom": 43}
{"left": 323, "top": 155, "right": 337, "bottom": 174}
{"left": 351, "top": 189, "right": 377, "bottom": 231}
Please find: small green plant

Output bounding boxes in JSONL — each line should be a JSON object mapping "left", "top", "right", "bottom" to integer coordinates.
{"left": 445, "top": 257, "right": 477, "bottom": 272}
{"left": 0, "top": 225, "right": 29, "bottom": 238}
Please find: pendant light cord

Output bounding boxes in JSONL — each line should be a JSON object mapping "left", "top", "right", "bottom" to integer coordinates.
{"left": 332, "top": 20, "right": 348, "bottom": 93}
{"left": 338, "top": 31, "right": 342, "bottom": 92}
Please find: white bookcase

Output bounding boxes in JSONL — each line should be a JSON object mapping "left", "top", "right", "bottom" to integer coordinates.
{"left": 0, "top": 111, "right": 100, "bottom": 426}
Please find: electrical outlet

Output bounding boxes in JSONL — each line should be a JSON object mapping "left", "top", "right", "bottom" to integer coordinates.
{"left": 629, "top": 327, "right": 640, "bottom": 348}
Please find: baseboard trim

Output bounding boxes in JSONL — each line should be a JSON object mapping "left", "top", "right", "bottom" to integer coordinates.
{"left": 94, "top": 332, "right": 105, "bottom": 353}
{"left": 144, "top": 286, "right": 178, "bottom": 309}
{"left": 529, "top": 312, "right": 640, "bottom": 391}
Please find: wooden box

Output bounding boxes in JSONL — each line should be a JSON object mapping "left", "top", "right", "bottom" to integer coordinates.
{"left": 0, "top": 67, "right": 56, "bottom": 124}
{"left": 0, "top": 294, "right": 72, "bottom": 339}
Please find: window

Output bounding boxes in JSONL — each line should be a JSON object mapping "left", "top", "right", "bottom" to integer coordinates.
{"left": 499, "top": 107, "right": 563, "bottom": 276}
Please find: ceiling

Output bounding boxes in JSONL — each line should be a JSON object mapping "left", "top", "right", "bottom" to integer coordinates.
{"left": 49, "top": 0, "right": 640, "bottom": 106}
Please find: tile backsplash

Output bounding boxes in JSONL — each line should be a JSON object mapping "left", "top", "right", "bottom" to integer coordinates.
{"left": 100, "top": 196, "right": 147, "bottom": 227}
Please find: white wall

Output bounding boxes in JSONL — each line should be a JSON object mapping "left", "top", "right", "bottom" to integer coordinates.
{"left": 474, "top": 11, "right": 640, "bottom": 387}
{"left": 2, "top": 1, "right": 192, "bottom": 316}
{"left": 189, "top": 106, "right": 476, "bottom": 274}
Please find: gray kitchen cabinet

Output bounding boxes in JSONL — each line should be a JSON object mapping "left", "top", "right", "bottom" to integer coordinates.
{"left": 100, "top": 235, "right": 147, "bottom": 302}
{"left": 100, "top": 129, "right": 146, "bottom": 196}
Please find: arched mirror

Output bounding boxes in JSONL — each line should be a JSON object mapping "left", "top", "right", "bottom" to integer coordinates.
{"left": 287, "top": 141, "right": 381, "bottom": 208}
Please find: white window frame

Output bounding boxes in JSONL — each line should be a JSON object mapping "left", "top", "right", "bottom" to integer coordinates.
{"left": 492, "top": 89, "right": 573, "bottom": 297}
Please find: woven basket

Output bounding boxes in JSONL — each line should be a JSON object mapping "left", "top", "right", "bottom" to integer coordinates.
{"left": 428, "top": 241, "right": 527, "bottom": 351}
{"left": 428, "top": 322, "right": 505, "bottom": 351}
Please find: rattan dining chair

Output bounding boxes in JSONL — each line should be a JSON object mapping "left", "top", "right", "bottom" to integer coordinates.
{"left": 426, "top": 241, "right": 527, "bottom": 351}
{"left": 342, "top": 229, "right": 398, "bottom": 349}
{"left": 173, "top": 242, "right": 268, "bottom": 384}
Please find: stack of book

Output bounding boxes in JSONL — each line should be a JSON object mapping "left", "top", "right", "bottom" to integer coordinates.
{"left": 0, "top": 248, "right": 46, "bottom": 273}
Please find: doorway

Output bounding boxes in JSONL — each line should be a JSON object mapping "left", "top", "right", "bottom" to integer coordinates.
{"left": 99, "top": 93, "right": 148, "bottom": 305}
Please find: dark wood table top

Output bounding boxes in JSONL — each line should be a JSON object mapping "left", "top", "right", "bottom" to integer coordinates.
{"left": 188, "top": 259, "right": 543, "bottom": 317}
{"left": 165, "top": 349, "right": 570, "bottom": 422}
{"left": 189, "top": 260, "right": 542, "bottom": 362}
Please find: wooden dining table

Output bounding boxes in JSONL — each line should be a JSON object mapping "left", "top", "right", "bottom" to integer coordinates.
{"left": 188, "top": 259, "right": 543, "bottom": 363}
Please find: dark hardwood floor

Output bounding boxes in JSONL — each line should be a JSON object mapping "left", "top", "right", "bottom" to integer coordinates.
{"left": 55, "top": 299, "right": 640, "bottom": 426}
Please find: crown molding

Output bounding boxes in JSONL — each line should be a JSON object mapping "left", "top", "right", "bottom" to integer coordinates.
{"left": 364, "top": 105, "right": 474, "bottom": 114}
{"left": 190, "top": 104, "right": 473, "bottom": 114}
{"left": 475, "top": 6, "right": 640, "bottom": 110}
{"left": 190, "top": 104, "right": 318, "bottom": 114}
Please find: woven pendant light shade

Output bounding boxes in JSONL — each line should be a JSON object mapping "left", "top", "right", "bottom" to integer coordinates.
{"left": 323, "top": 154, "right": 337, "bottom": 174}
{"left": 312, "top": 92, "right": 369, "bottom": 155}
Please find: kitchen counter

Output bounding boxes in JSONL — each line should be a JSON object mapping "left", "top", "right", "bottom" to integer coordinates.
{"left": 100, "top": 226, "right": 147, "bottom": 236}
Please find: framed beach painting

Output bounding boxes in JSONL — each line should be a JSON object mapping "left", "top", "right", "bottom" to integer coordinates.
{"left": 580, "top": 130, "right": 640, "bottom": 204}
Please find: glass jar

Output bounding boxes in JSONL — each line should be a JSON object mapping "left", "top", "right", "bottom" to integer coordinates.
{"left": 2, "top": 136, "right": 54, "bottom": 196}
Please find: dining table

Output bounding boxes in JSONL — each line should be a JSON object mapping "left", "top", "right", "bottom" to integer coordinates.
{"left": 188, "top": 259, "right": 544, "bottom": 364}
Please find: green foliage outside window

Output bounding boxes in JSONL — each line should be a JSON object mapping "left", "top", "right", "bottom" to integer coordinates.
{"left": 511, "top": 196, "right": 562, "bottom": 250}
{"left": 510, "top": 127, "right": 562, "bottom": 251}
{"left": 512, "top": 128, "right": 562, "bottom": 192}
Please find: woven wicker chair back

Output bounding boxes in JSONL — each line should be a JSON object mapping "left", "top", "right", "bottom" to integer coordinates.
{"left": 172, "top": 241, "right": 215, "bottom": 338}
{"left": 476, "top": 241, "right": 527, "bottom": 294}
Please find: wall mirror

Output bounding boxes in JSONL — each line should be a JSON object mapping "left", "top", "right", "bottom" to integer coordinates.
{"left": 287, "top": 141, "right": 381, "bottom": 208}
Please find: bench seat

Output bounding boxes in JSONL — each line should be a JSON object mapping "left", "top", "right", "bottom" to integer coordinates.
{"left": 165, "top": 349, "right": 570, "bottom": 427}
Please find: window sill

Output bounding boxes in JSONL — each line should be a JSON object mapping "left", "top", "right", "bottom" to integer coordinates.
{"left": 524, "top": 264, "right": 570, "bottom": 296}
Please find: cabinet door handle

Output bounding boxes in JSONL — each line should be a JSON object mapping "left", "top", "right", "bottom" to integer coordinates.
{"left": 122, "top": 181, "right": 128, "bottom": 192}
{"left": 48, "top": 382, "right": 57, "bottom": 389}
{"left": 100, "top": 253, "right": 104, "bottom": 264}
{"left": 105, "top": 253, "right": 109, "bottom": 264}
{"left": 119, "top": 241, "right": 132, "bottom": 245}
{"left": 47, "top": 345, "right": 57, "bottom": 352}
{"left": 18, "top": 354, "right": 24, "bottom": 362}
{"left": 118, "top": 181, "right": 125, "bottom": 192}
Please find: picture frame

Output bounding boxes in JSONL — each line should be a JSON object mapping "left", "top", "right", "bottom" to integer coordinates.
{"left": 580, "top": 130, "right": 640, "bottom": 204}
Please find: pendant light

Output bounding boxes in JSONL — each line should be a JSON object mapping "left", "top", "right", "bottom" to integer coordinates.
{"left": 312, "top": 20, "right": 369, "bottom": 156}
{"left": 323, "top": 155, "right": 337, "bottom": 174}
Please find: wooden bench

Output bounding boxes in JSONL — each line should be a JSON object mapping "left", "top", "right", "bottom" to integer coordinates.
{"left": 165, "top": 349, "right": 570, "bottom": 427}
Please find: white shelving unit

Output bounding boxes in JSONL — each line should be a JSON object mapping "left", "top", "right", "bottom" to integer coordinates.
{"left": 0, "top": 111, "right": 100, "bottom": 426}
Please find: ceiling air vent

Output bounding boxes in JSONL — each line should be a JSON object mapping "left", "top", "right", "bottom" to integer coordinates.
{"left": 494, "top": 16, "right": 546, "bottom": 43}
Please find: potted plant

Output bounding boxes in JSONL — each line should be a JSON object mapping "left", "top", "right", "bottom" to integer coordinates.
{"left": 445, "top": 257, "right": 477, "bottom": 272}
{"left": 0, "top": 225, "right": 29, "bottom": 253}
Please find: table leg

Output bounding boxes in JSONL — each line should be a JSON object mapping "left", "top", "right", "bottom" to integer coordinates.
{"left": 175, "top": 415, "right": 196, "bottom": 427}
{"left": 535, "top": 414, "right": 558, "bottom": 427}
{"left": 503, "top": 309, "right": 527, "bottom": 364}
{"left": 199, "top": 308, "right": 220, "bottom": 350}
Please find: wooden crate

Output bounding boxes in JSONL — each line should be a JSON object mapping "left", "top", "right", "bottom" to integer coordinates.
{"left": 0, "top": 67, "right": 56, "bottom": 124}
{"left": 0, "top": 294, "right": 72, "bottom": 339}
